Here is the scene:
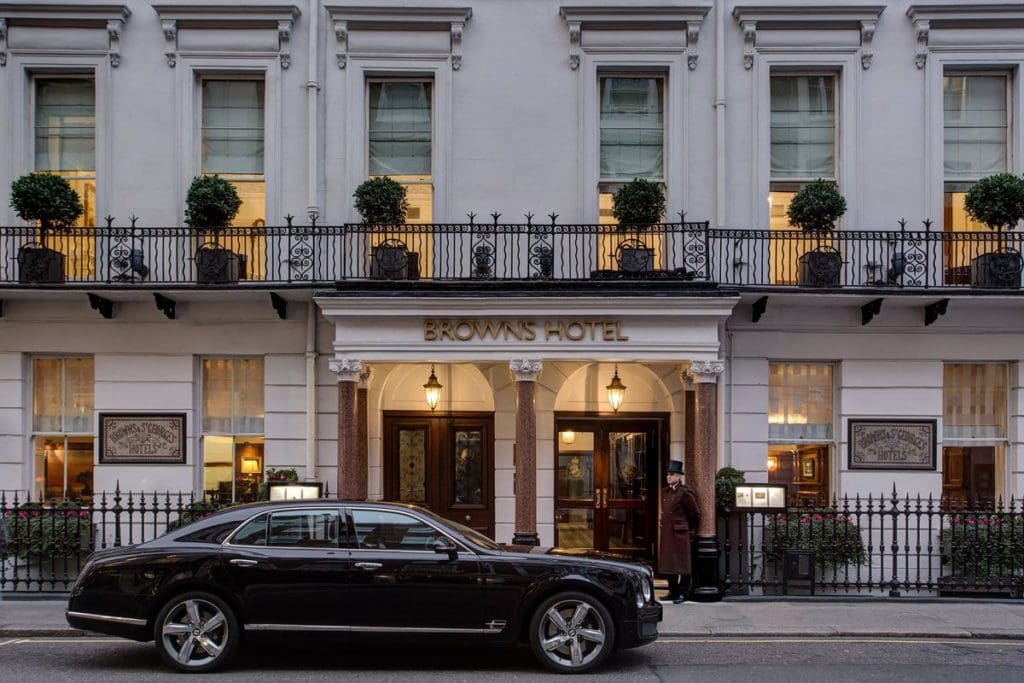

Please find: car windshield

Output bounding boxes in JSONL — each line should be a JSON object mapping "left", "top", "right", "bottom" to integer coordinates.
{"left": 416, "top": 509, "right": 501, "bottom": 550}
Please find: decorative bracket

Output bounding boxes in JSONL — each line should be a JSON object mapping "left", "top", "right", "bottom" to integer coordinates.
{"left": 88, "top": 293, "right": 114, "bottom": 320}
{"left": 0, "top": 19, "right": 8, "bottom": 66}
{"left": 752, "top": 296, "right": 768, "bottom": 323}
{"left": 741, "top": 20, "right": 756, "bottom": 70}
{"left": 451, "top": 21, "right": 464, "bottom": 70}
{"left": 913, "top": 19, "right": 929, "bottom": 69}
{"left": 161, "top": 19, "right": 177, "bottom": 66}
{"left": 861, "top": 298, "right": 883, "bottom": 325}
{"left": 269, "top": 292, "right": 288, "bottom": 319}
{"left": 333, "top": 19, "right": 347, "bottom": 68}
{"left": 860, "top": 20, "right": 876, "bottom": 70}
{"left": 924, "top": 298, "right": 949, "bottom": 326}
{"left": 278, "top": 19, "right": 292, "bottom": 69}
{"left": 686, "top": 21, "right": 700, "bottom": 70}
{"left": 567, "top": 20, "right": 581, "bottom": 70}
{"left": 153, "top": 293, "right": 176, "bottom": 320}
{"left": 690, "top": 360, "right": 725, "bottom": 384}
{"left": 107, "top": 19, "right": 124, "bottom": 67}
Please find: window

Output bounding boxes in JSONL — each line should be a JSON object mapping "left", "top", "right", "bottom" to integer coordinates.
{"left": 34, "top": 76, "right": 96, "bottom": 278}
{"left": 351, "top": 509, "right": 443, "bottom": 552}
{"left": 769, "top": 74, "right": 837, "bottom": 284}
{"left": 942, "top": 73, "right": 1010, "bottom": 283}
{"left": 201, "top": 358, "right": 265, "bottom": 504}
{"left": 230, "top": 513, "right": 269, "bottom": 546}
{"left": 268, "top": 510, "right": 341, "bottom": 548}
{"left": 768, "top": 362, "right": 834, "bottom": 507}
{"left": 368, "top": 80, "right": 433, "bottom": 224}
{"left": 31, "top": 357, "right": 94, "bottom": 500}
{"left": 942, "top": 363, "right": 1007, "bottom": 505}
{"left": 201, "top": 79, "right": 266, "bottom": 227}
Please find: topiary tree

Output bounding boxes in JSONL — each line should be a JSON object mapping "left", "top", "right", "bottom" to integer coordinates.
{"left": 612, "top": 178, "right": 666, "bottom": 228}
{"left": 964, "top": 172, "right": 1024, "bottom": 234}
{"left": 786, "top": 179, "right": 847, "bottom": 232}
{"left": 10, "top": 172, "right": 84, "bottom": 244}
{"left": 184, "top": 174, "right": 241, "bottom": 229}
{"left": 354, "top": 176, "right": 408, "bottom": 225}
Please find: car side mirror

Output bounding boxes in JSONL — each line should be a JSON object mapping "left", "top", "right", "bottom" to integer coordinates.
{"left": 433, "top": 537, "right": 458, "bottom": 561}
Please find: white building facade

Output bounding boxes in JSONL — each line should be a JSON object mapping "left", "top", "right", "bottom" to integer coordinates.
{"left": 2, "top": 0, "right": 1024, "bottom": 596}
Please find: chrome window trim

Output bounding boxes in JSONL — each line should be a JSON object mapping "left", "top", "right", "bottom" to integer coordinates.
{"left": 344, "top": 505, "right": 473, "bottom": 554}
{"left": 67, "top": 611, "right": 147, "bottom": 627}
{"left": 223, "top": 506, "right": 344, "bottom": 550}
{"left": 245, "top": 623, "right": 503, "bottom": 634}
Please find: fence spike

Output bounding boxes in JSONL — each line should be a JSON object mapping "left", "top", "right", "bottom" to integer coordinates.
{"left": 524, "top": 212, "right": 534, "bottom": 225}
{"left": 548, "top": 212, "right": 559, "bottom": 225}
{"left": 284, "top": 214, "right": 294, "bottom": 227}
{"left": 104, "top": 215, "right": 115, "bottom": 228}
{"left": 490, "top": 211, "right": 501, "bottom": 225}
{"left": 129, "top": 215, "right": 139, "bottom": 228}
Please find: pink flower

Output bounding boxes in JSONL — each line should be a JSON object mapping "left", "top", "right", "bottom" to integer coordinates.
{"left": 812, "top": 513, "right": 823, "bottom": 522}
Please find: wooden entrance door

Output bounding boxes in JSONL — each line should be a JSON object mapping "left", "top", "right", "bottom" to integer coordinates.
{"left": 383, "top": 412, "right": 494, "bottom": 538}
{"left": 554, "top": 417, "right": 663, "bottom": 561}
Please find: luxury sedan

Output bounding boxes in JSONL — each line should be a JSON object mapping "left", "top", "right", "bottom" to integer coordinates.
{"left": 66, "top": 500, "right": 662, "bottom": 674}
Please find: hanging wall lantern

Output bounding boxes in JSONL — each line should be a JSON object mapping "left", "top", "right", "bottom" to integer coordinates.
{"left": 423, "top": 364, "right": 443, "bottom": 412}
{"left": 606, "top": 364, "right": 626, "bottom": 413}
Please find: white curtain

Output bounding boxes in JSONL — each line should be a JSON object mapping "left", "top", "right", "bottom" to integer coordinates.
{"left": 768, "top": 363, "right": 834, "bottom": 441}
{"left": 35, "top": 79, "right": 95, "bottom": 173}
{"left": 201, "top": 80, "right": 265, "bottom": 175}
{"left": 770, "top": 75, "right": 835, "bottom": 179}
{"left": 202, "top": 358, "right": 264, "bottom": 435}
{"left": 369, "top": 81, "right": 432, "bottom": 176}
{"left": 600, "top": 77, "right": 664, "bottom": 180}
{"left": 944, "top": 363, "right": 1006, "bottom": 439}
{"left": 944, "top": 75, "right": 1007, "bottom": 178}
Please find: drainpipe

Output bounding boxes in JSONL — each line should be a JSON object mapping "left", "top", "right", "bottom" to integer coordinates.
{"left": 714, "top": 0, "right": 726, "bottom": 228}
{"left": 725, "top": 325, "right": 734, "bottom": 468}
{"left": 305, "top": 301, "right": 318, "bottom": 480}
{"left": 306, "top": 0, "right": 320, "bottom": 222}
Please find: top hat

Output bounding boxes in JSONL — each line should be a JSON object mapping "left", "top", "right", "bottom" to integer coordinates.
{"left": 666, "top": 460, "right": 684, "bottom": 475}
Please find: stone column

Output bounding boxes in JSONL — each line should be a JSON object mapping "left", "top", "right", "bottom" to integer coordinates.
{"left": 680, "top": 369, "right": 696, "bottom": 483}
{"left": 329, "top": 358, "right": 362, "bottom": 501}
{"left": 690, "top": 359, "right": 724, "bottom": 602}
{"left": 355, "top": 367, "right": 371, "bottom": 501}
{"left": 510, "top": 359, "right": 542, "bottom": 546}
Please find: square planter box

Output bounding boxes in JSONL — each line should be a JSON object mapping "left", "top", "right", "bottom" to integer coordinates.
{"left": 970, "top": 251, "right": 1022, "bottom": 289}
{"left": 798, "top": 250, "right": 842, "bottom": 287}
{"left": 196, "top": 246, "right": 241, "bottom": 284}
{"left": 17, "top": 245, "right": 65, "bottom": 284}
{"left": 370, "top": 246, "right": 420, "bottom": 280}
{"left": 619, "top": 246, "right": 654, "bottom": 273}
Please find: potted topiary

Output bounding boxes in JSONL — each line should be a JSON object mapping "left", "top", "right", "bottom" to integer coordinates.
{"left": 964, "top": 172, "right": 1024, "bottom": 289}
{"left": 10, "top": 172, "right": 84, "bottom": 283}
{"left": 185, "top": 174, "right": 243, "bottom": 284}
{"left": 612, "top": 178, "right": 665, "bottom": 273}
{"left": 354, "top": 177, "right": 418, "bottom": 280}
{"left": 787, "top": 179, "right": 847, "bottom": 287}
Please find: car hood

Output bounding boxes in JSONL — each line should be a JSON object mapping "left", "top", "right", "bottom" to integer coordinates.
{"left": 498, "top": 544, "right": 652, "bottom": 573}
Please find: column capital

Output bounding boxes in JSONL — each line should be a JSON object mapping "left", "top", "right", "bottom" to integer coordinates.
{"left": 329, "top": 358, "right": 363, "bottom": 382}
{"left": 509, "top": 359, "right": 543, "bottom": 382}
{"left": 690, "top": 360, "right": 725, "bottom": 384}
{"left": 358, "top": 366, "right": 372, "bottom": 389}
{"left": 679, "top": 367, "right": 695, "bottom": 388}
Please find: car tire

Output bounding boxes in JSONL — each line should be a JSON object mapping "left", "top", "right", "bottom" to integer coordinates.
{"left": 528, "top": 591, "right": 616, "bottom": 674}
{"left": 153, "top": 591, "right": 240, "bottom": 673}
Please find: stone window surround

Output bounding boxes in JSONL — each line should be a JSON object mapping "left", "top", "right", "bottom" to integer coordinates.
{"left": 0, "top": 3, "right": 130, "bottom": 68}
{"left": 152, "top": 4, "right": 300, "bottom": 69}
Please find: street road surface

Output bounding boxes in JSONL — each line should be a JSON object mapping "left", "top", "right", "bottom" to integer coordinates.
{"left": 1, "top": 636, "right": 1022, "bottom": 682}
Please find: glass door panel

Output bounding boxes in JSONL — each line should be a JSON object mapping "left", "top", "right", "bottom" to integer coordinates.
{"left": 556, "top": 430, "right": 596, "bottom": 549}
{"left": 398, "top": 427, "right": 428, "bottom": 504}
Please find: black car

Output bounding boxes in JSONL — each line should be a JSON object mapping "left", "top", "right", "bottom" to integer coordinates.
{"left": 67, "top": 500, "right": 662, "bottom": 674}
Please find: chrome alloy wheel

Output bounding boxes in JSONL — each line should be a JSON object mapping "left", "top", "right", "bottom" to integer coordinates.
{"left": 160, "top": 598, "right": 230, "bottom": 668}
{"left": 536, "top": 598, "right": 608, "bottom": 669}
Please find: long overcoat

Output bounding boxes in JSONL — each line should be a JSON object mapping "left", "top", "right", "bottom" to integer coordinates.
{"left": 657, "top": 483, "right": 701, "bottom": 575}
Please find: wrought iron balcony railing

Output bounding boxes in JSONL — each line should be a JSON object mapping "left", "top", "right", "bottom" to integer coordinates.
{"left": 1, "top": 222, "right": 1022, "bottom": 290}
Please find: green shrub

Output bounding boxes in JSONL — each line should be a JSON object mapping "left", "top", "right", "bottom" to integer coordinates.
{"left": 2, "top": 501, "right": 92, "bottom": 559}
{"left": 10, "top": 172, "right": 83, "bottom": 230}
{"left": 184, "top": 174, "right": 241, "bottom": 229}
{"left": 715, "top": 466, "right": 746, "bottom": 511}
{"left": 964, "top": 172, "right": 1024, "bottom": 232}
{"left": 942, "top": 513, "right": 1024, "bottom": 579}
{"left": 612, "top": 178, "right": 666, "bottom": 227}
{"left": 165, "top": 500, "right": 223, "bottom": 532}
{"left": 354, "top": 177, "right": 408, "bottom": 225}
{"left": 766, "top": 511, "right": 867, "bottom": 569}
{"left": 786, "top": 179, "right": 847, "bottom": 232}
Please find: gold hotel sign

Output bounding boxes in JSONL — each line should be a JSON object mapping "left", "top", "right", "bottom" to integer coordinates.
{"left": 423, "top": 319, "right": 628, "bottom": 342}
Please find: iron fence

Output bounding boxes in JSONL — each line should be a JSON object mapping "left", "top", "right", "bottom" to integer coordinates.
{"left": 719, "top": 489, "right": 1024, "bottom": 597}
{"left": 3, "top": 221, "right": 1021, "bottom": 289}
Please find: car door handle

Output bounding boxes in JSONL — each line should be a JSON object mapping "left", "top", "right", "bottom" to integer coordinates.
{"left": 355, "top": 562, "right": 382, "bottom": 571}
{"left": 229, "top": 559, "right": 258, "bottom": 567}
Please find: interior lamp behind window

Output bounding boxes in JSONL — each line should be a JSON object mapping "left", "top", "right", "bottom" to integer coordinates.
{"left": 240, "top": 458, "right": 261, "bottom": 475}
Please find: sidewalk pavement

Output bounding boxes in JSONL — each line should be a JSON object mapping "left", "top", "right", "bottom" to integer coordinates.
{"left": 3, "top": 597, "right": 1024, "bottom": 639}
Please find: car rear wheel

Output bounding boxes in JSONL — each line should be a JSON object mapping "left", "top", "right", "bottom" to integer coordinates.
{"left": 153, "top": 591, "right": 239, "bottom": 673}
{"left": 528, "top": 591, "right": 615, "bottom": 674}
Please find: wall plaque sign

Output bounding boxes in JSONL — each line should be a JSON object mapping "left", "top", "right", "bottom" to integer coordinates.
{"left": 848, "top": 419, "right": 936, "bottom": 470}
{"left": 99, "top": 413, "right": 186, "bottom": 464}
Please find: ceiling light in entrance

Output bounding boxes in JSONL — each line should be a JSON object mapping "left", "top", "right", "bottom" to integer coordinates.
{"left": 560, "top": 430, "right": 576, "bottom": 445}
{"left": 606, "top": 364, "right": 626, "bottom": 413}
{"left": 423, "top": 364, "right": 443, "bottom": 412}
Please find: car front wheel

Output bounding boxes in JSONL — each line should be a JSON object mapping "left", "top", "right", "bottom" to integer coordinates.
{"left": 528, "top": 591, "right": 616, "bottom": 674}
{"left": 153, "top": 591, "right": 240, "bottom": 673}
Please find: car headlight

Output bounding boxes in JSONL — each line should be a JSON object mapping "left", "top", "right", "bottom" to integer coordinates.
{"left": 641, "top": 577, "right": 653, "bottom": 604}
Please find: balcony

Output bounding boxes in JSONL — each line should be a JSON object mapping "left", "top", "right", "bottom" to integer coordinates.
{"left": 1, "top": 222, "right": 1022, "bottom": 291}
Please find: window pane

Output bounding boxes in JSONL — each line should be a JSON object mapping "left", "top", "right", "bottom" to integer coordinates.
{"left": 351, "top": 509, "right": 441, "bottom": 551}
{"left": 453, "top": 430, "right": 483, "bottom": 505}
{"left": 269, "top": 509, "right": 340, "bottom": 548}
{"left": 203, "top": 435, "right": 234, "bottom": 503}
{"left": 35, "top": 78, "right": 95, "bottom": 173}
{"left": 944, "top": 75, "right": 1007, "bottom": 178}
{"left": 557, "top": 431, "right": 595, "bottom": 501}
{"left": 398, "top": 428, "right": 427, "bottom": 503}
{"left": 66, "top": 437, "right": 94, "bottom": 501}
{"left": 34, "top": 438, "right": 65, "bottom": 499}
{"left": 33, "top": 358, "right": 63, "bottom": 433}
{"left": 600, "top": 77, "right": 664, "bottom": 180}
{"left": 234, "top": 440, "right": 264, "bottom": 504}
{"left": 64, "top": 358, "right": 94, "bottom": 433}
{"left": 770, "top": 75, "right": 835, "bottom": 179}
{"left": 369, "top": 82, "right": 432, "bottom": 176}
{"left": 768, "top": 363, "right": 834, "bottom": 440}
{"left": 944, "top": 364, "right": 1006, "bottom": 439}
{"left": 233, "top": 358, "right": 264, "bottom": 434}
{"left": 202, "top": 80, "right": 265, "bottom": 174}
{"left": 609, "top": 432, "right": 646, "bottom": 500}
{"left": 232, "top": 514, "right": 269, "bottom": 546}
{"left": 202, "top": 359, "right": 233, "bottom": 433}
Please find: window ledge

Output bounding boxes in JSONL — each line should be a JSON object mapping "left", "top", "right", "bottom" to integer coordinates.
{"left": 325, "top": 6, "right": 472, "bottom": 70}
{"left": 152, "top": 4, "right": 301, "bottom": 68}
{"left": 732, "top": 4, "right": 886, "bottom": 70}
{"left": 0, "top": 3, "right": 131, "bottom": 67}
{"left": 907, "top": 4, "right": 1024, "bottom": 68}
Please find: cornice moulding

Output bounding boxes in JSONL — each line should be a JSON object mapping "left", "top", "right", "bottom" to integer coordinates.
{"left": 0, "top": 4, "right": 130, "bottom": 22}
{"left": 732, "top": 5, "right": 886, "bottom": 26}
{"left": 151, "top": 4, "right": 300, "bottom": 24}
{"left": 558, "top": 5, "right": 712, "bottom": 26}
{"left": 906, "top": 4, "right": 1024, "bottom": 26}
{"left": 324, "top": 6, "right": 472, "bottom": 28}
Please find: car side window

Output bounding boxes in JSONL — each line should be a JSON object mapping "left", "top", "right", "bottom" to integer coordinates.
{"left": 230, "top": 514, "right": 269, "bottom": 546}
{"left": 351, "top": 510, "right": 444, "bottom": 552}
{"left": 268, "top": 509, "right": 341, "bottom": 548}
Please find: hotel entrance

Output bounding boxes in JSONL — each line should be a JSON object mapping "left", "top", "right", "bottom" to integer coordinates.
{"left": 554, "top": 416, "right": 666, "bottom": 561}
